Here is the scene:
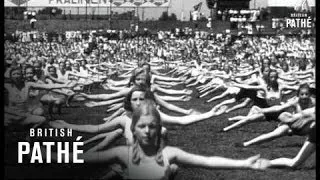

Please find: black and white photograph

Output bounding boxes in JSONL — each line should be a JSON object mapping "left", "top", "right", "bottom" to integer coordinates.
{"left": 4, "top": 0, "right": 316, "bottom": 179}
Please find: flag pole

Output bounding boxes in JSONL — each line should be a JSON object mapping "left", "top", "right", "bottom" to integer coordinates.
{"left": 109, "top": 0, "right": 112, "bottom": 29}
{"left": 85, "top": 0, "right": 87, "bottom": 20}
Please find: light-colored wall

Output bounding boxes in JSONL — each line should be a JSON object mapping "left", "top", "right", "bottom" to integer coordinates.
{"left": 249, "top": 0, "right": 268, "bottom": 9}
{"left": 27, "top": 0, "right": 212, "bottom": 21}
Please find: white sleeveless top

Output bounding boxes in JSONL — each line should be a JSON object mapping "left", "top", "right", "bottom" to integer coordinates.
{"left": 265, "top": 89, "right": 281, "bottom": 100}
{"left": 56, "top": 70, "right": 70, "bottom": 81}
{"left": 5, "top": 83, "right": 29, "bottom": 113}
{"left": 123, "top": 147, "right": 171, "bottom": 180}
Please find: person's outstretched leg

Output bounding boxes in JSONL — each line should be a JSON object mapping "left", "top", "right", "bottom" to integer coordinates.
{"left": 223, "top": 113, "right": 264, "bottom": 132}
{"left": 243, "top": 125, "right": 290, "bottom": 147}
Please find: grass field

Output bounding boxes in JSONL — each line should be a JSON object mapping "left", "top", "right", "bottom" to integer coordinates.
{"left": 4, "top": 70, "right": 316, "bottom": 179}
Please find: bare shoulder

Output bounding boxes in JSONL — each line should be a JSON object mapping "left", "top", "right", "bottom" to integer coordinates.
{"left": 121, "top": 87, "right": 131, "bottom": 94}
{"left": 113, "top": 145, "right": 130, "bottom": 154}
{"left": 162, "top": 146, "right": 183, "bottom": 159}
{"left": 108, "top": 145, "right": 130, "bottom": 162}
{"left": 151, "top": 84, "right": 157, "bottom": 91}
{"left": 114, "top": 114, "right": 130, "bottom": 125}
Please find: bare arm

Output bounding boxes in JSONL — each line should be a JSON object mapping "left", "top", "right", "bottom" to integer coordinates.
{"left": 85, "top": 97, "right": 125, "bottom": 107}
{"left": 159, "top": 108, "right": 215, "bottom": 125}
{"left": 102, "top": 84, "right": 126, "bottom": 92}
{"left": 153, "top": 80, "right": 181, "bottom": 88}
{"left": 46, "top": 74, "right": 67, "bottom": 84}
{"left": 150, "top": 69, "right": 163, "bottom": 75}
{"left": 295, "top": 74, "right": 313, "bottom": 80}
{"left": 234, "top": 77, "right": 259, "bottom": 85}
{"left": 154, "top": 94, "right": 191, "bottom": 115}
{"left": 280, "top": 84, "right": 299, "bottom": 92}
{"left": 214, "top": 73, "right": 230, "bottom": 80}
{"left": 156, "top": 95, "right": 184, "bottom": 102}
{"left": 165, "top": 146, "right": 264, "bottom": 170}
{"left": 153, "top": 84, "right": 192, "bottom": 95}
{"left": 103, "top": 108, "right": 126, "bottom": 121}
{"left": 261, "top": 98, "right": 298, "bottom": 114}
{"left": 234, "top": 69, "right": 259, "bottom": 78}
{"left": 293, "top": 70, "right": 313, "bottom": 76}
{"left": 86, "top": 65, "right": 105, "bottom": 75}
{"left": 231, "top": 82, "right": 265, "bottom": 91}
{"left": 68, "top": 71, "right": 89, "bottom": 79}
{"left": 278, "top": 79, "right": 298, "bottom": 86}
{"left": 268, "top": 141, "right": 316, "bottom": 168}
{"left": 83, "top": 88, "right": 130, "bottom": 100}
{"left": 49, "top": 115, "right": 126, "bottom": 133}
{"left": 119, "top": 71, "right": 133, "bottom": 78}
{"left": 278, "top": 74, "right": 296, "bottom": 82}
{"left": 44, "top": 145, "right": 128, "bottom": 164}
{"left": 152, "top": 74, "right": 183, "bottom": 82}
{"left": 27, "top": 81, "right": 75, "bottom": 90}
{"left": 107, "top": 78, "right": 130, "bottom": 87}
{"left": 226, "top": 98, "right": 251, "bottom": 113}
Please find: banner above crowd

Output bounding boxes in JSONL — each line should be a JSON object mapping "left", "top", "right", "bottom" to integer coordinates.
{"left": 20, "top": 0, "right": 171, "bottom": 7}
{"left": 5, "top": 0, "right": 18, "bottom": 7}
